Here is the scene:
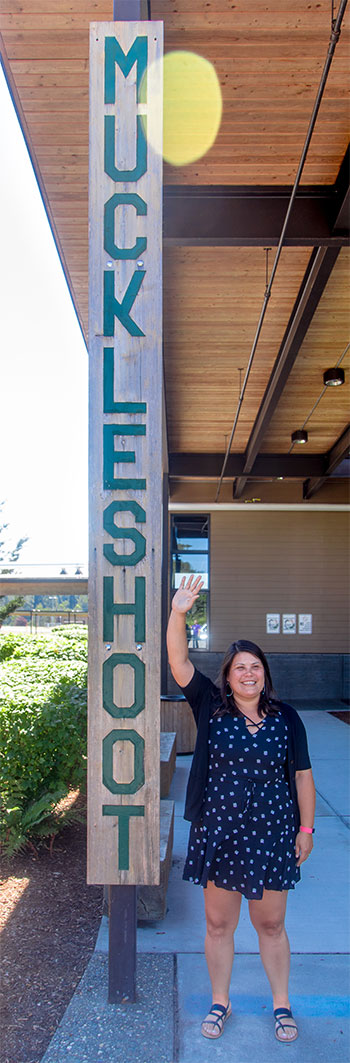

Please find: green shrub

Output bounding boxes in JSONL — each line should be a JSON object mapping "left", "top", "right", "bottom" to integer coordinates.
{"left": 0, "top": 630, "right": 88, "bottom": 852}
{"left": 3, "top": 791, "right": 84, "bottom": 857}
{"left": 0, "top": 626, "right": 88, "bottom": 663}
{"left": 0, "top": 631, "right": 20, "bottom": 662}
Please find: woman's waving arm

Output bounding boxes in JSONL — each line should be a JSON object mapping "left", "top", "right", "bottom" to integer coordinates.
{"left": 166, "top": 575, "right": 203, "bottom": 687}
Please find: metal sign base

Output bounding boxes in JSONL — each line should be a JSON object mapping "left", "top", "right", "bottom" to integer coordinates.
{"left": 108, "top": 885, "right": 137, "bottom": 1003}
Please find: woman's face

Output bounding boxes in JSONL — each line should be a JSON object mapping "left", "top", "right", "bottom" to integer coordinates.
{"left": 227, "top": 651, "right": 265, "bottom": 706}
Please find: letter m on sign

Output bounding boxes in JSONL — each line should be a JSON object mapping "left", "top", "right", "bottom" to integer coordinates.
{"left": 105, "top": 36, "right": 148, "bottom": 103}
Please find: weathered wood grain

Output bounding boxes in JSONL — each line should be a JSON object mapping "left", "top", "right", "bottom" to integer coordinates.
{"left": 88, "top": 20, "right": 163, "bottom": 885}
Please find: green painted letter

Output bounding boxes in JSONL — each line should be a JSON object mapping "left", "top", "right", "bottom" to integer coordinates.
{"left": 103, "top": 729, "right": 145, "bottom": 794}
{"left": 103, "top": 575, "right": 145, "bottom": 642}
{"left": 103, "top": 348, "right": 147, "bottom": 413}
{"left": 103, "top": 424, "right": 146, "bottom": 490}
{"left": 103, "top": 270, "right": 145, "bottom": 338}
{"left": 104, "top": 36, "right": 148, "bottom": 104}
{"left": 104, "top": 114, "right": 147, "bottom": 183}
{"left": 103, "top": 500, "right": 146, "bottom": 566}
{"left": 103, "top": 652, "right": 145, "bottom": 719}
{"left": 104, "top": 193, "right": 147, "bottom": 260}
{"left": 102, "top": 805, "right": 145, "bottom": 871}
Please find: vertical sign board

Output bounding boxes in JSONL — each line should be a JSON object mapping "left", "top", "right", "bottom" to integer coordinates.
{"left": 88, "top": 21, "right": 163, "bottom": 885}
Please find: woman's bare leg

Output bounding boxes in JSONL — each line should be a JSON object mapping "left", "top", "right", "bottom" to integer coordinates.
{"left": 249, "top": 889, "right": 297, "bottom": 1040}
{"left": 203, "top": 880, "right": 242, "bottom": 1027}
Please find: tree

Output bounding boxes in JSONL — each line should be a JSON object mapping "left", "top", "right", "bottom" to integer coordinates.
{"left": 0, "top": 502, "right": 28, "bottom": 626}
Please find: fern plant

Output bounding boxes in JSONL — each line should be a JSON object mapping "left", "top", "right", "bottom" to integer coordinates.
{"left": 2, "top": 791, "right": 84, "bottom": 856}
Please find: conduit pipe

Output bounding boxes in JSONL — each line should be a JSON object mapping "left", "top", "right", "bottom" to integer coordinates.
{"left": 215, "top": 0, "right": 348, "bottom": 502}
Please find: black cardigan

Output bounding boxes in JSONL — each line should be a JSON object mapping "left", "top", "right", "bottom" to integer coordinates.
{"left": 180, "top": 668, "right": 312, "bottom": 832}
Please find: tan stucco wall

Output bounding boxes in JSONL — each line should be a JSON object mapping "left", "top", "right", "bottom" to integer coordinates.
{"left": 209, "top": 510, "right": 349, "bottom": 653}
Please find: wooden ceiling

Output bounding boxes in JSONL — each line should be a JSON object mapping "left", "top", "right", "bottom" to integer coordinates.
{"left": 0, "top": 0, "right": 349, "bottom": 501}
{"left": 163, "top": 245, "right": 313, "bottom": 452}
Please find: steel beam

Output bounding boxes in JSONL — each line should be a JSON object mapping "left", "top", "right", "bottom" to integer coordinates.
{"left": 164, "top": 162, "right": 350, "bottom": 248}
{"left": 169, "top": 453, "right": 326, "bottom": 479}
{"left": 303, "top": 426, "right": 350, "bottom": 499}
{"left": 332, "top": 144, "right": 350, "bottom": 233}
{"left": 114, "top": 0, "right": 150, "bottom": 17}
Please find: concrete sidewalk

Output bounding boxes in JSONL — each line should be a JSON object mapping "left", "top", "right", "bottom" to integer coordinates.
{"left": 41, "top": 708, "right": 350, "bottom": 1063}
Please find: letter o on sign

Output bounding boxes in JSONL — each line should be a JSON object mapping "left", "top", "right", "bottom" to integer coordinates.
{"left": 103, "top": 653, "right": 145, "bottom": 718}
{"left": 103, "top": 729, "right": 145, "bottom": 794}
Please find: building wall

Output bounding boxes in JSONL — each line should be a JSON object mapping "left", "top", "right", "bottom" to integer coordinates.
{"left": 210, "top": 510, "right": 349, "bottom": 653}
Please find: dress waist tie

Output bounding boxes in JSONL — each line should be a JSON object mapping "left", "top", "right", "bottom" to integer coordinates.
{"left": 241, "top": 772, "right": 285, "bottom": 817}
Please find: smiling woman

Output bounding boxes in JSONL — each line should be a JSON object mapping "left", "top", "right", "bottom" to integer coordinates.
{"left": 227, "top": 652, "right": 265, "bottom": 713}
{"left": 166, "top": 576, "right": 316, "bottom": 1046}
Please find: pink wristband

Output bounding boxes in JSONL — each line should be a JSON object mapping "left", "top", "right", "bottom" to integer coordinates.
{"left": 300, "top": 825, "right": 314, "bottom": 834}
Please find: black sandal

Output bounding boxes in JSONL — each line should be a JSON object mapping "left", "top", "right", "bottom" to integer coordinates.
{"left": 274, "top": 1007, "right": 298, "bottom": 1043}
{"left": 201, "top": 1001, "right": 232, "bottom": 1039}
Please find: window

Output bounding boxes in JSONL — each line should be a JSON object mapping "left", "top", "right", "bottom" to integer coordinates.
{"left": 171, "top": 514, "right": 209, "bottom": 649}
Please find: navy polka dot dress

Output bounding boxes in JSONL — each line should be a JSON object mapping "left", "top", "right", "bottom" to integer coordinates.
{"left": 183, "top": 711, "right": 300, "bottom": 899}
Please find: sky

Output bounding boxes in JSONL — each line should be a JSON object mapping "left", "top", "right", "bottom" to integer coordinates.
{"left": 0, "top": 66, "right": 88, "bottom": 574}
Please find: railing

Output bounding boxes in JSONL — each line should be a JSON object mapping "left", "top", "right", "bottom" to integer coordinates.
{"left": 1, "top": 609, "right": 88, "bottom": 632}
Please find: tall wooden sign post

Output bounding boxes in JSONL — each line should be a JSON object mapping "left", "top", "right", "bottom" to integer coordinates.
{"left": 88, "top": 16, "right": 163, "bottom": 1001}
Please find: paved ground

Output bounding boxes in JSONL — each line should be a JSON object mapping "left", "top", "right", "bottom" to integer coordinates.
{"left": 42, "top": 707, "right": 350, "bottom": 1063}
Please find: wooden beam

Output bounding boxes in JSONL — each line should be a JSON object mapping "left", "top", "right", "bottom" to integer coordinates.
{"left": 233, "top": 245, "right": 341, "bottom": 498}
{"left": 303, "top": 426, "right": 350, "bottom": 499}
{"left": 0, "top": 577, "right": 88, "bottom": 595}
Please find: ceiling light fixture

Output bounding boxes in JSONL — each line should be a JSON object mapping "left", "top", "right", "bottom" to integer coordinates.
{"left": 323, "top": 366, "right": 345, "bottom": 387}
{"left": 291, "top": 429, "right": 308, "bottom": 445}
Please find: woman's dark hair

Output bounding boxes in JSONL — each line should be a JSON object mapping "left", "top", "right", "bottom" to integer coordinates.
{"left": 215, "top": 639, "right": 281, "bottom": 718}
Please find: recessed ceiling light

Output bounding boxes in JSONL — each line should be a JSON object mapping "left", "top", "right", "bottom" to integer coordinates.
{"left": 291, "top": 429, "right": 308, "bottom": 444}
{"left": 323, "top": 367, "right": 345, "bottom": 387}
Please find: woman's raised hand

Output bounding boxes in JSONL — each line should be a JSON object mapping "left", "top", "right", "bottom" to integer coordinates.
{"left": 171, "top": 574, "right": 204, "bottom": 614}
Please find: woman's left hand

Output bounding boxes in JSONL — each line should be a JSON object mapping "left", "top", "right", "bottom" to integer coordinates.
{"left": 295, "top": 831, "right": 313, "bottom": 867}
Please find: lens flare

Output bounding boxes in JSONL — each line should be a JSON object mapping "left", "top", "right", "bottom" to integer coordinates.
{"left": 142, "top": 50, "right": 222, "bottom": 167}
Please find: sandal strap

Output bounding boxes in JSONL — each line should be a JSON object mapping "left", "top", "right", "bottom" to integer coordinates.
{"left": 274, "top": 1007, "right": 297, "bottom": 1032}
{"left": 211, "top": 1003, "right": 229, "bottom": 1015}
{"left": 203, "top": 1003, "right": 229, "bottom": 1029}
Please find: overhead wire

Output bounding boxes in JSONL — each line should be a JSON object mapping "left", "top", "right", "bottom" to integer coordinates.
{"left": 288, "top": 341, "right": 350, "bottom": 453}
{"left": 215, "top": 0, "right": 348, "bottom": 501}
